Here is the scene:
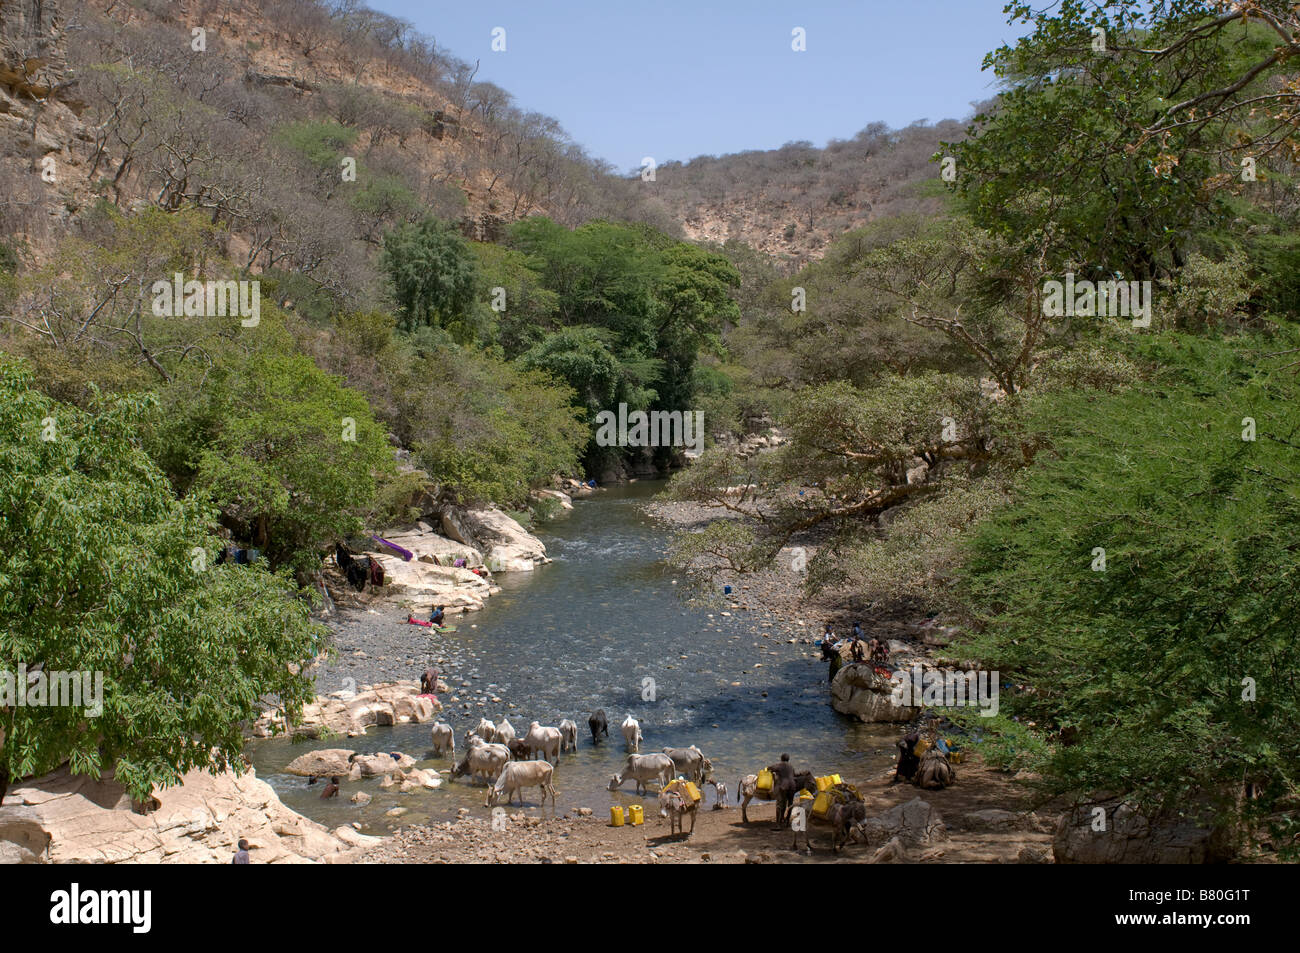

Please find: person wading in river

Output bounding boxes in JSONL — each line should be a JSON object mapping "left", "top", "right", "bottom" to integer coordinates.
{"left": 321, "top": 776, "right": 340, "bottom": 799}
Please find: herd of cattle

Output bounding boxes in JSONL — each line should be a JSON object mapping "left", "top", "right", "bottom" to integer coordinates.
{"left": 427, "top": 708, "right": 770, "bottom": 836}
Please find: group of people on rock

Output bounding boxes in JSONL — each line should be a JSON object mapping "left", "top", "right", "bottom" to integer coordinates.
{"left": 820, "top": 621, "right": 889, "bottom": 682}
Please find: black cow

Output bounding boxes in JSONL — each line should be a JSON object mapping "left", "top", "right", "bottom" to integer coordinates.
{"left": 588, "top": 709, "right": 609, "bottom": 744}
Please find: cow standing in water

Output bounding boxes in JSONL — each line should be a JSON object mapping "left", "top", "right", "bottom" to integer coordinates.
{"left": 588, "top": 709, "right": 609, "bottom": 745}
{"left": 621, "top": 714, "right": 642, "bottom": 752}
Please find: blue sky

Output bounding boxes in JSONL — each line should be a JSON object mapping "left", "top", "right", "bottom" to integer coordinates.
{"left": 373, "top": 1, "right": 1028, "bottom": 172}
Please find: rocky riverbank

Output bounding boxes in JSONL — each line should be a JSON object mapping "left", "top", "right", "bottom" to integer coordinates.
{"left": 323, "top": 504, "right": 556, "bottom": 620}
{"left": 305, "top": 608, "right": 529, "bottom": 720}
{"left": 362, "top": 757, "right": 1055, "bottom": 864}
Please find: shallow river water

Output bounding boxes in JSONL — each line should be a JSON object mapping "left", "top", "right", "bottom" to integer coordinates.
{"left": 247, "top": 481, "right": 897, "bottom": 834}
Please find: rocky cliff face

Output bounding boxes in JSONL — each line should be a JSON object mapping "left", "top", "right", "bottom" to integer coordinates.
{"left": 0, "top": 0, "right": 68, "bottom": 100}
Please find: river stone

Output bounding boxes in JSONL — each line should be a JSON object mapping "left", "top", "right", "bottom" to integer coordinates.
{"left": 830, "top": 663, "right": 919, "bottom": 723}
{"left": 868, "top": 836, "right": 908, "bottom": 864}
{"left": 285, "top": 749, "right": 356, "bottom": 778}
{"left": 353, "top": 752, "right": 415, "bottom": 778}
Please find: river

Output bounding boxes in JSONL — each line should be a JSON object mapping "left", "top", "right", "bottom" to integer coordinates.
{"left": 247, "top": 481, "right": 896, "bottom": 834}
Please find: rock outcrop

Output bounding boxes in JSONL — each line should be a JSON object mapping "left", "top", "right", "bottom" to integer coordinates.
{"left": 252, "top": 680, "right": 441, "bottom": 740}
{"left": 370, "top": 552, "right": 492, "bottom": 611}
{"left": 858, "top": 797, "right": 947, "bottom": 847}
{"left": 529, "top": 488, "right": 573, "bottom": 511}
{"left": 830, "top": 662, "right": 920, "bottom": 723}
{"left": 284, "top": 748, "right": 355, "bottom": 778}
{"left": 443, "top": 506, "right": 549, "bottom": 573}
{"left": 0, "top": 765, "right": 381, "bottom": 864}
{"left": 0, "top": 0, "right": 68, "bottom": 101}
{"left": 1053, "top": 803, "right": 1217, "bottom": 864}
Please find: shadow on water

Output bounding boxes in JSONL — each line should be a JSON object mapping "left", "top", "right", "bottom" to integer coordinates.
{"left": 247, "top": 481, "right": 897, "bottom": 833}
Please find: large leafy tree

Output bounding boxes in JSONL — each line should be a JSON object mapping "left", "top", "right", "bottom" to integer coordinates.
{"left": 381, "top": 216, "right": 480, "bottom": 339}
{"left": 166, "top": 346, "right": 397, "bottom": 577}
{"left": 947, "top": 0, "right": 1300, "bottom": 278}
{"left": 0, "top": 357, "right": 322, "bottom": 802}
{"left": 399, "top": 345, "right": 587, "bottom": 506}
{"left": 507, "top": 217, "right": 740, "bottom": 467}
{"left": 666, "top": 371, "right": 997, "bottom": 589}
{"left": 955, "top": 331, "right": 1300, "bottom": 851}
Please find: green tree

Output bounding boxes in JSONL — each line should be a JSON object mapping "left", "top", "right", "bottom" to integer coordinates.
{"left": 955, "top": 331, "right": 1300, "bottom": 853}
{"left": 946, "top": 1, "right": 1298, "bottom": 279}
{"left": 381, "top": 217, "right": 480, "bottom": 340}
{"left": 152, "top": 334, "right": 396, "bottom": 576}
{"left": 469, "top": 243, "right": 559, "bottom": 358}
{"left": 0, "top": 357, "right": 322, "bottom": 802}
{"left": 197, "top": 354, "right": 394, "bottom": 575}
{"left": 400, "top": 345, "right": 587, "bottom": 505}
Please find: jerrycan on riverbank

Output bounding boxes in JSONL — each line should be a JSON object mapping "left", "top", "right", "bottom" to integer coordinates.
{"left": 628, "top": 804, "right": 644, "bottom": 825}
{"left": 610, "top": 805, "right": 625, "bottom": 827}
{"left": 756, "top": 769, "right": 774, "bottom": 795}
{"left": 812, "top": 791, "right": 832, "bottom": 819}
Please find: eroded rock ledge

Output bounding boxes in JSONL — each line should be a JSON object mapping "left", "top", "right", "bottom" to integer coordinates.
{"left": 0, "top": 765, "right": 380, "bottom": 864}
{"left": 251, "top": 679, "right": 443, "bottom": 740}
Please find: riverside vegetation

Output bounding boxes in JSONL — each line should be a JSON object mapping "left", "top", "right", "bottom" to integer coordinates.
{"left": 1, "top": 0, "right": 1298, "bottom": 860}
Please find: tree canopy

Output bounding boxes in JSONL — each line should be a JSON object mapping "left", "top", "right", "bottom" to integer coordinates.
{"left": 0, "top": 357, "right": 322, "bottom": 802}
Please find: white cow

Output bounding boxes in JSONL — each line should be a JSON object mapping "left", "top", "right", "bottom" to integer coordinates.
{"left": 493, "top": 717, "right": 516, "bottom": 745}
{"left": 465, "top": 718, "right": 495, "bottom": 750}
{"left": 621, "top": 714, "right": 642, "bottom": 753}
{"left": 487, "top": 760, "right": 557, "bottom": 808}
{"left": 663, "top": 745, "right": 713, "bottom": 785}
{"left": 453, "top": 741, "right": 509, "bottom": 784}
{"left": 558, "top": 719, "right": 578, "bottom": 753}
{"left": 607, "top": 753, "right": 674, "bottom": 795}
{"left": 523, "top": 721, "right": 562, "bottom": 764}
{"left": 430, "top": 722, "right": 455, "bottom": 759}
